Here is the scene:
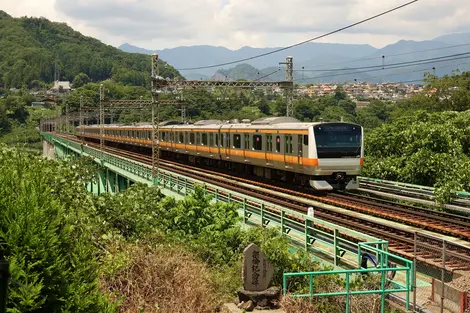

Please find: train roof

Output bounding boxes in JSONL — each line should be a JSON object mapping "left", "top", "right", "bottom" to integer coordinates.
{"left": 77, "top": 117, "right": 360, "bottom": 130}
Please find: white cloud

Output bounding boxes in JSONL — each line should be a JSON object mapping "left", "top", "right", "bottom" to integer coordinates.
{"left": 1, "top": 0, "right": 470, "bottom": 50}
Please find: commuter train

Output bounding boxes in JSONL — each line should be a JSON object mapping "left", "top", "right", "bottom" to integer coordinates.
{"left": 76, "top": 117, "right": 364, "bottom": 190}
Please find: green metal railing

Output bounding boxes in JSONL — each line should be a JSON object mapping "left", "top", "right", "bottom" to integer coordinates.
{"left": 283, "top": 265, "right": 412, "bottom": 313}
{"left": 359, "top": 176, "right": 470, "bottom": 198}
{"left": 283, "top": 240, "right": 414, "bottom": 313}
{"left": 43, "top": 133, "right": 415, "bottom": 312}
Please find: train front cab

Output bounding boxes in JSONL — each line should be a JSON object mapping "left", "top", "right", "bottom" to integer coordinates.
{"left": 308, "top": 123, "right": 363, "bottom": 191}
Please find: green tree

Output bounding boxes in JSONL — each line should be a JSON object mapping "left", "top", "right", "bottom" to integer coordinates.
{"left": 72, "top": 73, "right": 91, "bottom": 88}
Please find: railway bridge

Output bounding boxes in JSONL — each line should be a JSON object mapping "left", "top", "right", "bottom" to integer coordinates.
{"left": 41, "top": 130, "right": 470, "bottom": 313}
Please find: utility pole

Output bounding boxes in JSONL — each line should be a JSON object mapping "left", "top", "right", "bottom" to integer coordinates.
{"left": 79, "top": 95, "right": 84, "bottom": 142}
{"left": 279, "top": 56, "right": 294, "bottom": 117}
{"left": 99, "top": 84, "right": 105, "bottom": 157}
{"left": 151, "top": 53, "right": 161, "bottom": 181}
{"left": 65, "top": 101, "right": 69, "bottom": 133}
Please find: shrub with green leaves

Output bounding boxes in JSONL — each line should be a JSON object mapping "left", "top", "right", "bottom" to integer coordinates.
{"left": 364, "top": 110, "right": 470, "bottom": 203}
{"left": 0, "top": 146, "right": 115, "bottom": 312}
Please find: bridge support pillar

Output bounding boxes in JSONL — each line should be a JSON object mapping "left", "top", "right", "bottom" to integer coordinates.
{"left": 55, "top": 144, "right": 67, "bottom": 160}
{"left": 106, "top": 169, "right": 118, "bottom": 194}
{"left": 98, "top": 170, "right": 107, "bottom": 195}
{"left": 42, "top": 140, "right": 56, "bottom": 159}
{"left": 117, "top": 175, "right": 129, "bottom": 192}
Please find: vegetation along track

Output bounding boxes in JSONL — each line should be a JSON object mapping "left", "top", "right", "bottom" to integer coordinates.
{"left": 60, "top": 134, "right": 470, "bottom": 271}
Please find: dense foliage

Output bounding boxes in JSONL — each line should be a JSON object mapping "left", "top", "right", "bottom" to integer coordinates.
{"left": 0, "top": 92, "right": 60, "bottom": 148}
{"left": 0, "top": 146, "right": 114, "bottom": 312}
{"left": 94, "top": 185, "right": 320, "bottom": 287}
{"left": 363, "top": 111, "right": 470, "bottom": 202}
{"left": 0, "top": 11, "right": 181, "bottom": 89}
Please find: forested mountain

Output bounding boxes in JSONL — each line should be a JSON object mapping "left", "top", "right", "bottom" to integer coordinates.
{"left": 120, "top": 42, "right": 377, "bottom": 80}
{"left": 121, "top": 32, "right": 470, "bottom": 83}
{"left": 0, "top": 11, "right": 182, "bottom": 89}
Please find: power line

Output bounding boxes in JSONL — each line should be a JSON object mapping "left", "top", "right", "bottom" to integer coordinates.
{"left": 294, "top": 52, "right": 470, "bottom": 72}
{"left": 299, "top": 42, "right": 470, "bottom": 69}
{"left": 254, "top": 69, "right": 281, "bottom": 81}
{"left": 295, "top": 54, "right": 470, "bottom": 81}
{"left": 356, "top": 60, "right": 470, "bottom": 82}
{"left": 177, "top": 0, "right": 418, "bottom": 71}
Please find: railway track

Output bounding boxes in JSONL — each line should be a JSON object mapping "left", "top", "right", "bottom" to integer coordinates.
{"left": 59, "top": 134, "right": 470, "bottom": 271}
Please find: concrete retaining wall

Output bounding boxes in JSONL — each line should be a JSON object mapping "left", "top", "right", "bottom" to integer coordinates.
{"left": 431, "top": 278, "right": 468, "bottom": 313}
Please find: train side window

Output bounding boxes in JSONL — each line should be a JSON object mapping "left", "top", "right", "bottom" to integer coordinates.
{"left": 244, "top": 134, "right": 250, "bottom": 150}
{"left": 189, "top": 133, "right": 195, "bottom": 144}
{"left": 209, "top": 133, "right": 213, "bottom": 146}
{"left": 196, "top": 133, "right": 200, "bottom": 145}
{"left": 227, "top": 133, "right": 231, "bottom": 148}
{"left": 303, "top": 135, "right": 309, "bottom": 146}
{"left": 216, "top": 133, "right": 220, "bottom": 147}
{"left": 233, "top": 134, "right": 241, "bottom": 148}
{"left": 275, "top": 136, "right": 281, "bottom": 152}
{"left": 179, "top": 132, "right": 184, "bottom": 143}
{"left": 202, "top": 133, "right": 208, "bottom": 145}
{"left": 253, "top": 135, "right": 262, "bottom": 151}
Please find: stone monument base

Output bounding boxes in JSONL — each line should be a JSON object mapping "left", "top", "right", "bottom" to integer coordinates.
{"left": 237, "top": 286, "right": 281, "bottom": 310}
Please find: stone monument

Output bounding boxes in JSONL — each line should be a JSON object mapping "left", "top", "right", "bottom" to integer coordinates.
{"left": 237, "top": 243, "right": 280, "bottom": 311}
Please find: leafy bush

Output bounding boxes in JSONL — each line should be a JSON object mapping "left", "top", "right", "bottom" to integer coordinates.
{"left": 0, "top": 146, "right": 115, "bottom": 312}
{"left": 364, "top": 110, "right": 470, "bottom": 202}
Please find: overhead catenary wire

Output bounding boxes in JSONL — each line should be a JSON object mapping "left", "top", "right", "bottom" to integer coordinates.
{"left": 349, "top": 59, "right": 470, "bottom": 82}
{"left": 294, "top": 54, "right": 470, "bottom": 81}
{"left": 298, "top": 42, "right": 470, "bottom": 69}
{"left": 254, "top": 69, "right": 281, "bottom": 81}
{"left": 293, "top": 51, "right": 470, "bottom": 72}
{"left": 176, "top": 0, "right": 419, "bottom": 71}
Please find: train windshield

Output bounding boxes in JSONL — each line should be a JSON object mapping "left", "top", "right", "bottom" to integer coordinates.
{"left": 314, "top": 123, "right": 361, "bottom": 158}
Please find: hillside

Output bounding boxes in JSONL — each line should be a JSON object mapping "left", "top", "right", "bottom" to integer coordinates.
{"left": 0, "top": 11, "right": 182, "bottom": 89}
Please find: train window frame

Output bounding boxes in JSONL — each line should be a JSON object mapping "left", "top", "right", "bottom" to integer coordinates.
{"left": 179, "top": 132, "right": 184, "bottom": 143}
{"left": 303, "top": 134, "right": 309, "bottom": 146}
{"left": 227, "top": 133, "right": 231, "bottom": 148}
{"left": 253, "top": 135, "right": 262, "bottom": 151}
{"left": 216, "top": 133, "right": 220, "bottom": 147}
{"left": 202, "top": 133, "right": 208, "bottom": 146}
{"left": 209, "top": 133, "right": 214, "bottom": 146}
{"left": 189, "top": 133, "right": 195, "bottom": 144}
{"left": 233, "top": 133, "right": 241, "bottom": 149}
{"left": 196, "top": 133, "right": 201, "bottom": 145}
{"left": 275, "top": 135, "right": 281, "bottom": 153}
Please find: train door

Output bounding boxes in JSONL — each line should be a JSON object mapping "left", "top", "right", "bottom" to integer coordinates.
{"left": 244, "top": 133, "right": 250, "bottom": 161}
{"left": 217, "top": 129, "right": 222, "bottom": 159}
{"left": 224, "top": 131, "right": 231, "bottom": 158}
{"left": 297, "top": 135, "right": 303, "bottom": 165}
{"left": 265, "top": 134, "right": 274, "bottom": 165}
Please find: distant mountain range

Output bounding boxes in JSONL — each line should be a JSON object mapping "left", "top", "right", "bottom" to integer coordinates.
{"left": 119, "top": 32, "right": 470, "bottom": 83}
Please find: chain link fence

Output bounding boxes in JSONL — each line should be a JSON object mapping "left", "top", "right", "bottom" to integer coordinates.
{"left": 413, "top": 232, "right": 470, "bottom": 313}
